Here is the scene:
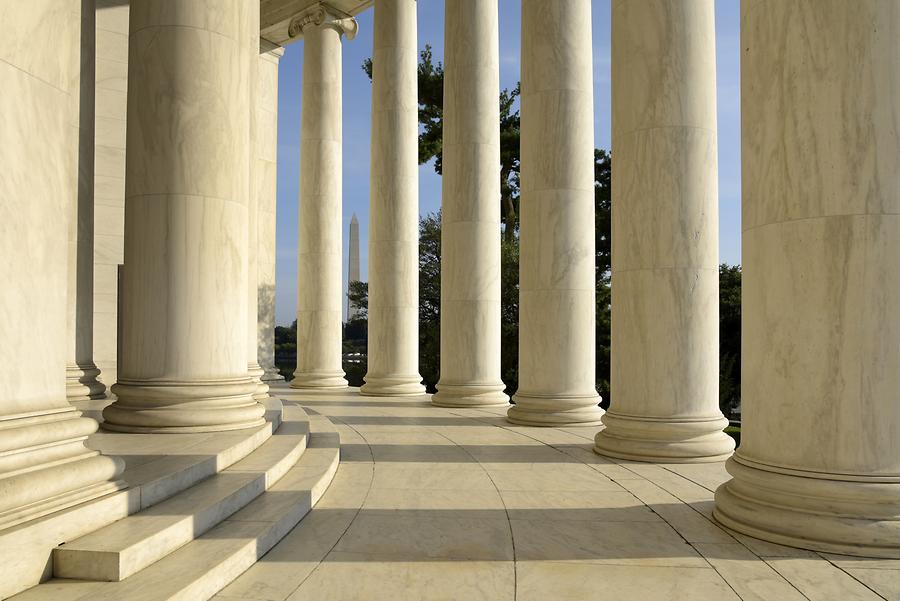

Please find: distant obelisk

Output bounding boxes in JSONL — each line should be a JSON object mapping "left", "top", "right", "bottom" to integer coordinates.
{"left": 347, "top": 213, "right": 360, "bottom": 320}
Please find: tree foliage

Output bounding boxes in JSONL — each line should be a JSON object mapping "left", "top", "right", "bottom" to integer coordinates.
{"left": 719, "top": 264, "right": 741, "bottom": 416}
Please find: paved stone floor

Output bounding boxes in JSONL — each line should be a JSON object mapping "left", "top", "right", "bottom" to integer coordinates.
{"left": 214, "top": 387, "right": 899, "bottom": 601}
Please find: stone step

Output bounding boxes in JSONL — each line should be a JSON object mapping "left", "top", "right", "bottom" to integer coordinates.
{"left": 11, "top": 408, "right": 340, "bottom": 601}
{"left": 52, "top": 404, "right": 310, "bottom": 582}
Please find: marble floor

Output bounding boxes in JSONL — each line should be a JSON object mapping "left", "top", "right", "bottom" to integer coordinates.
{"left": 213, "top": 386, "right": 898, "bottom": 601}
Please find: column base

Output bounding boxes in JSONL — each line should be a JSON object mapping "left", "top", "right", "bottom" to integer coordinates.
{"left": 507, "top": 392, "right": 604, "bottom": 426}
{"left": 714, "top": 453, "right": 900, "bottom": 559}
{"left": 360, "top": 374, "right": 426, "bottom": 397}
{"left": 65, "top": 363, "right": 106, "bottom": 402}
{"left": 290, "top": 370, "right": 348, "bottom": 392}
{"left": 248, "top": 363, "right": 270, "bottom": 401}
{"left": 593, "top": 411, "right": 734, "bottom": 463}
{"left": 432, "top": 383, "right": 509, "bottom": 407}
{"left": 103, "top": 377, "right": 265, "bottom": 433}
{"left": 261, "top": 364, "right": 285, "bottom": 382}
{"left": 0, "top": 409, "right": 125, "bottom": 530}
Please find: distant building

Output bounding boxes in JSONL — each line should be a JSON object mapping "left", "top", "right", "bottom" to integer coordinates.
{"left": 347, "top": 213, "right": 361, "bottom": 321}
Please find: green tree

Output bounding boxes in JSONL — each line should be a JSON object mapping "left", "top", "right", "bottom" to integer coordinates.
{"left": 595, "top": 150, "right": 612, "bottom": 405}
{"left": 418, "top": 212, "right": 442, "bottom": 391}
{"left": 363, "top": 46, "right": 521, "bottom": 241}
{"left": 719, "top": 264, "right": 741, "bottom": 416}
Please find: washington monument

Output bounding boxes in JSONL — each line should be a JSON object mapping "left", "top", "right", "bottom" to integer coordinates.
{"left": 347, "top": 213, "right": 360, "bottom": 320}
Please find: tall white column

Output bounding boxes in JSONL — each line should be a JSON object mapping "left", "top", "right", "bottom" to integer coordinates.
{"left": 258, "top": 46, "right": 285, "bottom": 383}
{"left": 714, "top": 0, "right": 900, "bottom": 558}
{"left": 291, "top": 5, "right": 357, "bottom": 391}
{"left": 103, "top": 0, "right": 266, "bottom": 432}
{"left": 594, "top": 0, "right": 734, "bottom": 462}
{"left": 66, "top": 0, "right": 106, "bottom": 402}
{"left": 361, "top": 0, "right": 424, "bottom": 397}
{"left": 508, "top": 0, "right": 603, "bottom": 426}
{"left": 0, "top": 0, "right": 124, "bottom": 529}
{"left": 432, "top": 0, "right": 507, "bottom": 407}
{"left": 246, "top": 13, "right": 269, "bottom": 402}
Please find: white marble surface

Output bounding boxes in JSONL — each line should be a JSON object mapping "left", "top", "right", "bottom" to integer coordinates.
{"left": 715, "top": 0, "right": 900, "bottom": 557}
{"left": 595, "top": 0, "right": 733, "bottom": 462}
{"left": 103, "top": 0, "right": 265, "bottom": 432}
{"left": 510, "top": 0, "right": 602, "bottom": 426}
{"left": 361, "top": 0, "right": 425, "bottom": 397}
{"left": 292, "top": 7, "right": 355, "bottom": 390}
{"left": 258, "top": 47, "right": 285, "bottom": 382}
{"left": 0, "top": 0, "right": 124, "bottom": 535}
{"left": 92, "top": 0, "right": 130, "bottom": 387}
{"left": 432, "top": 0, "right": 508, "bottom": 408}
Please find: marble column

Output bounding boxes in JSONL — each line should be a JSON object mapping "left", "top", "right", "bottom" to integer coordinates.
{"left": 0, "top": 0, "right": 124, "bottom": 529}
{"left": 103, "top": 0, "right": 266, "bottom": 432}
{"left": 291, "top": 5, "right": 357, "bottom": 391}
{"left": 714, "top": 0, "right": 900, "bottom": 558}
{"left": 258, "top": 46, "right": 285, "bottom": 383}
{"left": 432, "top": 0, "right": 508, "bottom": 407}
{"left": 246, "top": 12, "right": 269, "bottom": 402}
{"left": 508, "top": 0, "right": 603, "bottom": 426}
{"left": 594, "top": 0, "right": 734, "bottom": 462}
{"left": 361, "top": 0, "right": 424, "bottom": 397}
{"left": 66, "top": 0, "right": 106, "bottom": 402}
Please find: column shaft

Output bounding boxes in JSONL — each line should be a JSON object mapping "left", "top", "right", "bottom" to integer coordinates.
{"left": 714, "top": 0, "right": 900, "bottom": 557}
{"left": 258, "top": 47, "right": 285, "bottom": 383}
{"left": 594, "top": 0, "right": 734, "bottom": 462}
{"left": 508, "top": 0, "right": 603, "bottom": 426}
{"left": 361, "top": 0, "right": 424, "bottom": 396}
{"left": 433, "top": 0, "right": 508, "bottom": 407}
{"left": 66, "top": 0, "right": 105, "bottom": 402}
{"left": 246, "top": 16, "right": 269, "bottom": 402}
{"left": 0, "top": 0, "right": 123, "bottom": 529}
{"left": 103, "top": 0, "right": 265, "bottom": 432}
{"left": 292, "top": 7, "right": 356, "bottom": 390}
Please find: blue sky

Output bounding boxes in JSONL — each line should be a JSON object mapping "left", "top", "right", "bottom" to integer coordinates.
{"left": 273, "top": 1, "right": 742, "bottom": 325}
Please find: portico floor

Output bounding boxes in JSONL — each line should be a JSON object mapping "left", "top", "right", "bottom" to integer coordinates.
{"left": 214, "top": 386, "right": 898, "bottom": 601}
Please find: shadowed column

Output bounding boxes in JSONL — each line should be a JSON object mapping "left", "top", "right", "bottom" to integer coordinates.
{"left": 714, "top": 0, "right": 900, "bottom": 557}
{"left": 433, "top": 0, "right": 508, "bottom": 408}
{"left": 594, "top": 0, "right": 734, "bottom": 462}
{"left": 508, "top": 0, "right": 603, "bottom": 426}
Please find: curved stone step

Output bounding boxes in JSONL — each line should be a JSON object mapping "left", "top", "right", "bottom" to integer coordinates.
{"left": 52, "top": 404, "right": 310, "bottom": 582}
{"left": 11, "top": 407, "right": 340, "bottom": 601}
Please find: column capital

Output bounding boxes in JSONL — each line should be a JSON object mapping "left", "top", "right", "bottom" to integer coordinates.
{"left": 289, "top": 3, "right": 358, "bottom": 41}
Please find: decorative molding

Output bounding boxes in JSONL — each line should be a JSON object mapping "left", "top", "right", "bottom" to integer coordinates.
{"left": 288, "top": 3, "right": 358, "bottom": 41}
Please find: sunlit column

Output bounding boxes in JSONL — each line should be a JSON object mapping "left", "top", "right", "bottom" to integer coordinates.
{"left": 714, "top": 0, "right": 900, "bottom": 557}
{"left": 508, "top": 0, "right": 603, "bottom": 426}
{"left": 103, "top": 0, "right": 265, "bottom": 431}
{"left": 292, "top": 4, "right": 357, "bottom": 391}
{"left": 594, "top": 0, "right": 734, "bottom": 462}
{"left": 433, "top": 0, "right": 508, "bottom": 407}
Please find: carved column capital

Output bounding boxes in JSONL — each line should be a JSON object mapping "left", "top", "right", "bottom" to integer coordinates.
{"left": 288, "top": 3, "right": 358, "bottom": 41}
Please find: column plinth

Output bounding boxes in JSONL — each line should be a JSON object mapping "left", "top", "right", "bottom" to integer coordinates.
{"left": 593, "top": 0, "right": 733, "bottom": 462}
{"left": 291, "top": 4, "right": 356, "bottom": 393}
{"left": 508, "top": 0, "right": 603, "bottom": 427}
{"left": 360, "top": 0, "right": 425, "bottom": 398}
{"left": 432, "top": 0, "right": 508, "bottom": 409}
{"left": 102, "top": 0, "right": 266, "bottom": 432}
{"left": 713, "top": 0, "right": 900, "bottom": 558}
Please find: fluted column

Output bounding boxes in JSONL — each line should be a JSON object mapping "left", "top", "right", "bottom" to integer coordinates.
{"left": 361, "top": 0, "right": 424, "bottom": 397}
{"left": 258, "top": 46, "right": 285, "bottom": 383}
{"left": 508, "top": 0, "right": 603, "bottom": 426}
{"left": 291, "top": 4, "right": 357, "bottom": 391}
{"left": 594, "top": 0, "right": 733, "bottom": 462}
{"left": 103, "top": 0, "right": 266, "bottom": 432}
{"left": 66, "top": 0, "right": 105, "bottom": 402}
{"left": 0, "top": 0, "right": 124, "bottom": 529}
{"left": 432, "top": 0, "right": 507, "bottom": 407}
{"left": 246, "top": 13, "right": 269, "bottom": 402}
{"left": 714, "top": 0, "right": 900, "bottom": 558}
